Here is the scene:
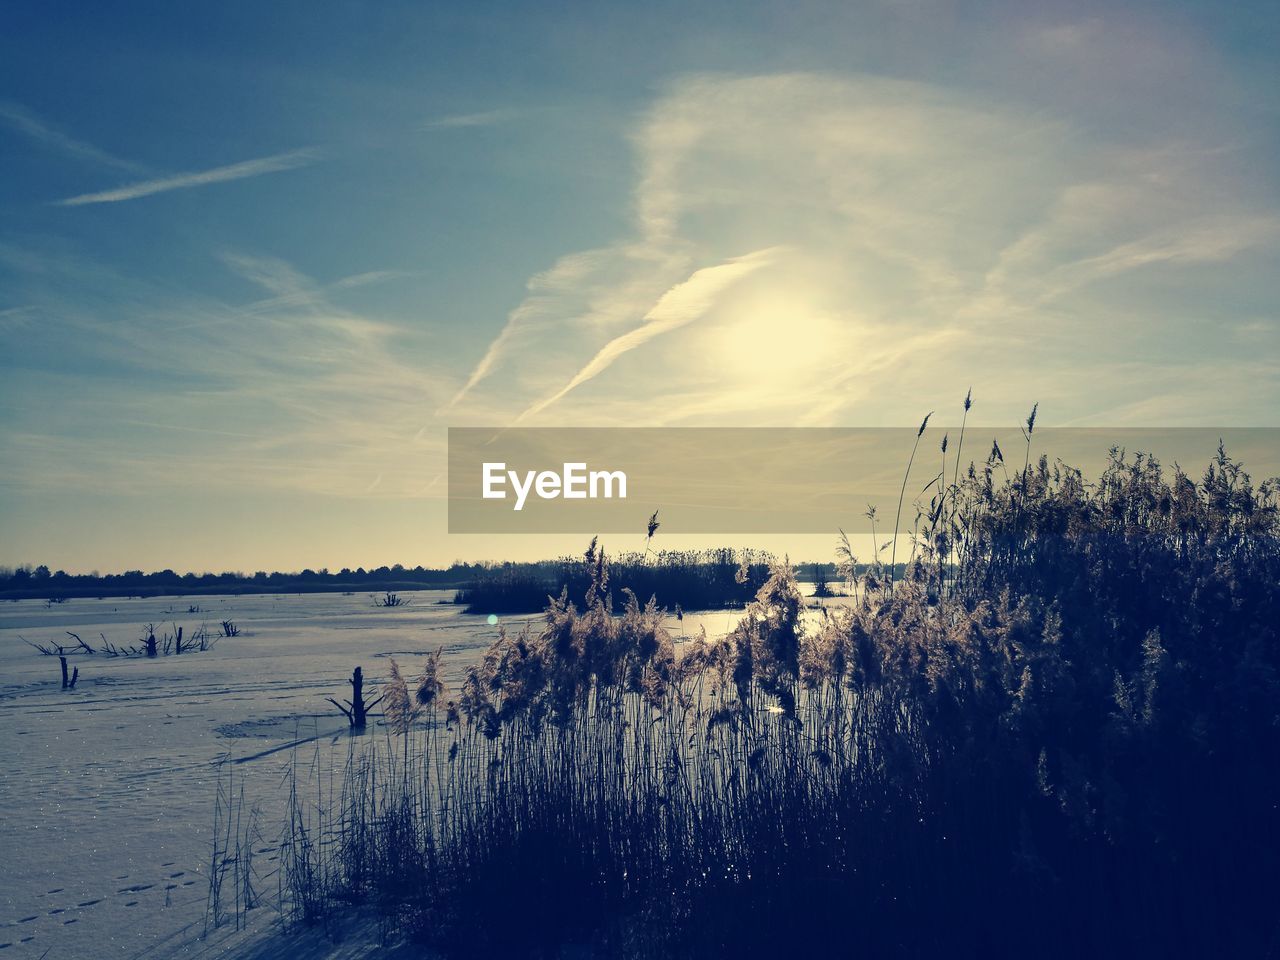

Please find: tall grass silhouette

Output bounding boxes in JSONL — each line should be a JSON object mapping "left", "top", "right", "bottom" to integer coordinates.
{"left": 264, "top": 401, "right": 1278, "bottom": 958}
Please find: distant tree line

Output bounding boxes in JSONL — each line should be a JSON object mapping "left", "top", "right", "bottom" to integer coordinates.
{"left": 454, "top": 547, "right": 782, "bottom": 613}
{"left": 0, "top": 557, "right": 855, "bottom": 602}
{"left": 0, "top": 562, "right": 494, "bottom": 600}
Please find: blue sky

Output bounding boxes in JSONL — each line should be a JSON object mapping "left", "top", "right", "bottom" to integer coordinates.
{"left": 2, "top": 0, "right": 1278, "bottom": 573}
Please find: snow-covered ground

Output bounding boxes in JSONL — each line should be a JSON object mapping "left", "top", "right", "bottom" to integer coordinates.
{"left": 0, "top": 591, "right": 754, "bottom": 959}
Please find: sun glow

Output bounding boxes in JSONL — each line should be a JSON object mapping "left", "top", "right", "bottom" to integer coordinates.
{"left": 702, "top": 292, "right": 845, "bottom": 390}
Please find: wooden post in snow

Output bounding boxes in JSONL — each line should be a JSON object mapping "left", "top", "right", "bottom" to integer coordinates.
{"left": 327, "top": 666, "right": 381, "bottom": 730}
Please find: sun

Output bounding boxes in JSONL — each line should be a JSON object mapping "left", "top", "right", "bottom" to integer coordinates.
{"left": 701, "top": 291, "right": 844, "bottom": 390}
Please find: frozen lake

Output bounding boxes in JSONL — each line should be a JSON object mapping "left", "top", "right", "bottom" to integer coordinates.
{"left": 0, "top": 590, "right": 760, "bottom": 958}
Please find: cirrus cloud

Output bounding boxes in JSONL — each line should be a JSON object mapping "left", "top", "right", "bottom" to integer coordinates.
{"left": 447, "top": 70, "right": 1278, "bottom": 428}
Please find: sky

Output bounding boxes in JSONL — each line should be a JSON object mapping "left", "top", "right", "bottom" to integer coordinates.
{"left": 1, "top": 0, "right": 1278, "bottom": 574}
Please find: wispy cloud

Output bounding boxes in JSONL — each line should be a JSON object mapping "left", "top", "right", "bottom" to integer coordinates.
{"left": 0, "top": 100, "right": 147, "bottom": 173}
{"left": 517, "top": 249, "right": 776, "bottom": 422}
{"left": 443, "top": 250, "right": 619, "bottom": 411}
{"left": 2, "top": 101, "right": 321, "bottom": 209}
{"left": 446, "top": 66, "right": 1278, "bottom": 428}
{"left": 334, "top": 269, "right": 409, "bottom": 289}
{"left": 0, "top": 305, "right": 36, "bottom": 332}
{"left": 424, "top": 109, "right": 512, "bottom": 129}
{"left": 57, "top": 148, "right": 320, "bottom": 206}
{"left": 0, "top": 244, "right": 454, "bottom": 500}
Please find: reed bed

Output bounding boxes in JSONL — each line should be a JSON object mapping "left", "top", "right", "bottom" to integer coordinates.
{"left": 257, "top": 418, "right": 1278, "bottom": 958}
